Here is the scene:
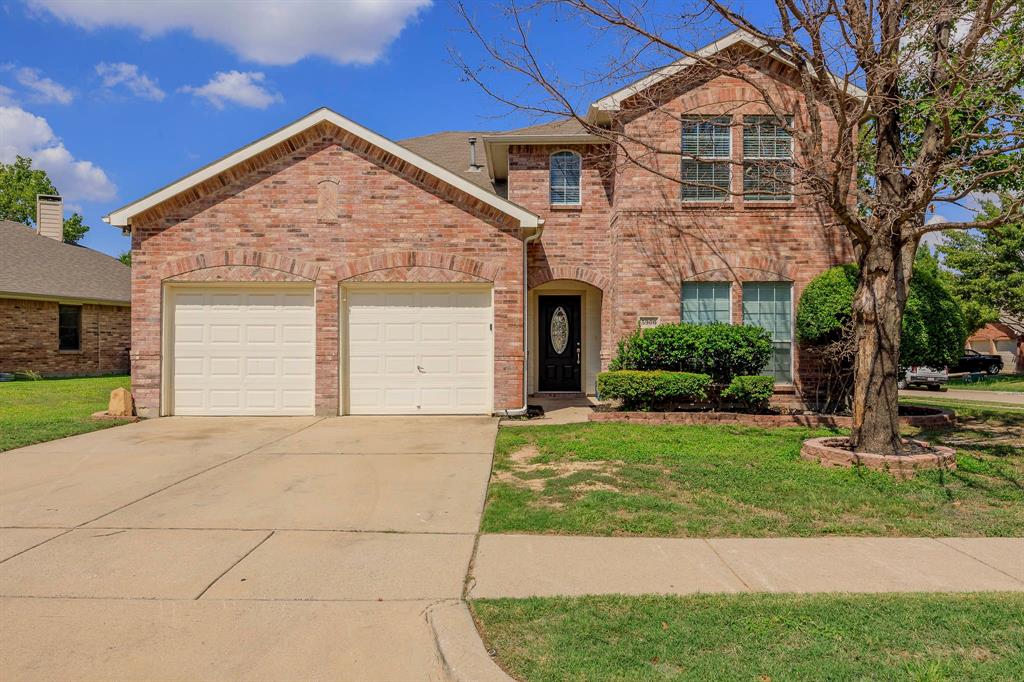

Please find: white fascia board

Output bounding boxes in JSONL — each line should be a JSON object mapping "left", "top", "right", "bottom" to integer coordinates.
{"left": 587, "top": 29, "right": 866, "bottom": 120}
{"left": 482, "top": 133, "right": 607, "bottom": 180}
{"left": 104, "top": 108, "right": 541, "bottom": 230}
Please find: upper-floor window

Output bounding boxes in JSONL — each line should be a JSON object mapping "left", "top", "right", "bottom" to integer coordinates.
{"left": 743, "top": 115, "right": 793, "bottom": 201}
{"left": 58, "top": 304, "right": 81, "bottom": 352}
{"left": 681, "top": 282, "right": 731, "bottom": 324}
{"left": 549, "top": 150, "right": 582, "bottom": 205}
{"left": 680, "top": 116, "right": 731, "bottom": 202}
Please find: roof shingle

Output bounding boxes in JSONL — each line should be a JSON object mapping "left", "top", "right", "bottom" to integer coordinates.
{"left": 0, "top": 221, "right": 131, "bottom": 304}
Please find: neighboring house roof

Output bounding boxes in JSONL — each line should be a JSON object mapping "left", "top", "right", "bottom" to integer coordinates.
{"left": 104, "top": 108, "right": 542, "bottom": 231}
{"left": 0, "top": 220, "right": 131, "bottom": 305}
{"left": 587, "top": 28, "right": 867, "bottom": 122}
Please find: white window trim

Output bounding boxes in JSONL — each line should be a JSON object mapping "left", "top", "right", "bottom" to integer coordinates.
{"left": 742, "top": 115, "right": 794, "bottom": 203}
{"left": 549, "top": 149, "right": 583, "bottom": 206}
{"left": 681, "top": 281, "right": 733, "bottom": 324}
{"left": 680, "top": 116, "right": 732, "bottom": 203}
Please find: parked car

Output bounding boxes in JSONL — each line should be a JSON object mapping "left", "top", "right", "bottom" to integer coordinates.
{"left": 900, "top": 366, "right": 948, "bottom": 390}
{"left": 951, "top": 349, "right": 1004, "bottom": 375}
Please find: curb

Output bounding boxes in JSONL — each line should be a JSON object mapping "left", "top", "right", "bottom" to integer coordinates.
{"left": 426, "top": 600, "right": 514, "bottom": 682}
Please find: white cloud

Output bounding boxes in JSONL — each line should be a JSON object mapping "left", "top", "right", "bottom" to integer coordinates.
{"left": 0, "top": 84, "right": 15, "bottom": 105}
{"left": 31, "top": 0, "right": 432, "bottom": 66}
{"left": 96, "top": 62, "right": 165, "bottom": 101}
{"left": 180, "top": 71, "right": 281, "bottom": 110}
{"left": 0, "top": 105, "right": 116, "bottom": 202}
{"left": 11, "top": 66, "right": 73, "bottom": 104}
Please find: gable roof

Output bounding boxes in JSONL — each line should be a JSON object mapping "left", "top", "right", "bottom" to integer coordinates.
{"left": 398, "top": 130, "right": 498, "bottom": 193}
{"left": 587, "top": 29, "right": 867, "bottom": 122}
{"left": 0, "top": 221, "right": 131, "bottom": 305}
{"left": 104, "top": 108, "right": 542, "bottom": 231}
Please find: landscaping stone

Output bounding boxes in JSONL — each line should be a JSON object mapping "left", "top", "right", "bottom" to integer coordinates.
{"left": 107, "top": 387, "right": 134, "bottom": 417}
{"left": 800, "top": 436, "right": 956, "bottom": 478}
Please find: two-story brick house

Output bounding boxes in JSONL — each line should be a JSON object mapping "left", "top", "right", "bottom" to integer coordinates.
{"left": 107, "top": 30, "right": 851, "bottom": 417}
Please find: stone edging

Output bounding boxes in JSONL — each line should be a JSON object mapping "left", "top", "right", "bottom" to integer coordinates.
{"left": 800, "top": 436, "right": 957, "bottom": 478}
{"left": 589, "top": 408, "right": 956, "bottom": 429}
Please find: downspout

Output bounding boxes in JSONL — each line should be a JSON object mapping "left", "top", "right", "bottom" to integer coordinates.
{"left": 501, "top": 218, "right": 545, "bottom": 417}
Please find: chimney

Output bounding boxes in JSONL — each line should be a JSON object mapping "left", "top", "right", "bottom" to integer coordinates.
{"left": 467, "top": 137, "right": 483, "bottom": 172}
{"left": 36, "top": 195, "right": 63, "bottom": 241}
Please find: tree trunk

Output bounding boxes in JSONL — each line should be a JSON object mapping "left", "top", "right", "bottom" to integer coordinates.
{"left": 849, "top": 236, "right": 915, "bottom": 456}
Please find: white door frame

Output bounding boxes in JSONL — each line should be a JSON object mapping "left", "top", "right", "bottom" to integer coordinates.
{"left": 338, "top": 282, "right": 495, "bottom": 415}
{"left": 161, "top": 282, "right": 317, "bottom": 417}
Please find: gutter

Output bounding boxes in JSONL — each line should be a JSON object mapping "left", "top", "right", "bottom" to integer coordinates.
{"left": 500, "top": 218, "right": 546, "bottom": 418}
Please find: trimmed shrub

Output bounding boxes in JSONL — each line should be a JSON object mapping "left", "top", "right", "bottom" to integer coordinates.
{"left": 608, "top": 322, "right": 773, "bottom": 384}
{"left": 722, "top": 375, "right": 776, "bottom": 413}
{"left": 597, "top": 370, "right": 711, "bottom": 411}
{"left": 797, "top": 263, "right": 967, "bottom": 368}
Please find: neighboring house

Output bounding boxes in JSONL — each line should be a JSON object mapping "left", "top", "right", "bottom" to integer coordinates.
{"left": 0, "top": 197, "right": 131, "bottom": 377}
{"left": 967, "top": 320, "right": 1024, "bottom": 374}
{"left": 106, "top": 30, "right": 851, "bottom": 418}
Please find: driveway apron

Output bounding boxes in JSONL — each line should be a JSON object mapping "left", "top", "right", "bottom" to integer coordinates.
{"left": 0, "top": 415, "right": 498, "bottom": 681}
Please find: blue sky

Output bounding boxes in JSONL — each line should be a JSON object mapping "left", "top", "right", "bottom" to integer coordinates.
{"left": 0, "top": 1, "right": 966, "bottom": 257}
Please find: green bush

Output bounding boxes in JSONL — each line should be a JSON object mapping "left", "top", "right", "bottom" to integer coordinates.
{"left": 797, "top": 263, "right": 967, "bottom": 369}
{"left": 721, "top": 375, "right": 775, "bottom": 413}
{"left": 597, "top": 370, "right": 711, "bottom": 411}
{"left": 608, "top": 323, "right": 773, "bottom": 383}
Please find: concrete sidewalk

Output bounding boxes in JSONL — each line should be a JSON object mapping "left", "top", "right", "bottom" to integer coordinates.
{"left": 468, "top": 535, "right": 1024, "bottom": 598}
{"left": 901, "top": 387, "right": 1024, "bottom": 405}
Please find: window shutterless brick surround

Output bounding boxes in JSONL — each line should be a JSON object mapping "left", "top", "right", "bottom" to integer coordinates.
{"left": 0, "top": 298, "right": 130, "bottom": 376}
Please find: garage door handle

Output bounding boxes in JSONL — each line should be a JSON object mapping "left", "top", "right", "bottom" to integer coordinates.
{"left": 417, "top": 365, "right": 425, "bottom": 373}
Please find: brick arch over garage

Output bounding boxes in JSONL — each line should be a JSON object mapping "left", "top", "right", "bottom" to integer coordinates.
{"left": 528, "top": 265, "right": 610, "bottom": 291}
{"left": 337, "top": 251, "right": 501, "bottom": 282}
{"left": 160, "top": 249, "right": 320, "bottom": 281}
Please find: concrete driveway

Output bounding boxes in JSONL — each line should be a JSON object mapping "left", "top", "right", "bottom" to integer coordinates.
{"left": 0, "top": 416, "right": 499, "bottom": 681}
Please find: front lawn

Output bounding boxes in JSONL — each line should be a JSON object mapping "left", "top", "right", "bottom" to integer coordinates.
{"left": 949, "top": 374, "right": 1024, "bottom": 392}
{"left": 0, "top": 375, "right": 132, "bottom": 452}
{"left": 473, "top": 593, "right": 1024, "bottom": 681}
{"left": 483, "top": 406, "right": 1023, "bottom": 537}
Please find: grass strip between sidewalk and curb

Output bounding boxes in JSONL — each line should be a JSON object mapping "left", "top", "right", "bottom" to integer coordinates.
{"left": 472, "top": 592, "right": 1024, "bottom": 682}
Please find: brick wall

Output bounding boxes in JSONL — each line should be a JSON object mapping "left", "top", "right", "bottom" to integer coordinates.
{"left": 0, "top": 298, "right": 130, "bottom": 376}
{"left": 507, "top": 61, "right": 852, "bottom": 403}
{"left": 131, "top": 126, "right": 525, "bottom": 417}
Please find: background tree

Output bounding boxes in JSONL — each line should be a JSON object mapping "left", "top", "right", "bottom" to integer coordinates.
{"left": 0, "top": 155, "right": 91, "bottom": 244}
{"left": 938, "top": 197, "right": 1024, "bottom": 326}
{"left": 118, "top": 252, "right": 132, "bottom": 266}
{"left": 454, "top": 0, "right": 1024, "bottom": 455}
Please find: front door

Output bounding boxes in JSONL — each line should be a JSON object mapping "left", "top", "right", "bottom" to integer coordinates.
{"left": 538, "top": 295, "right": 581, "bottom": 392}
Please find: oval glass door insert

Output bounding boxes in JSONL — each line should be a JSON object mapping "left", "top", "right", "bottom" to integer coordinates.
{"left": 550, "top": 306, "right": 569, "bottom": 354}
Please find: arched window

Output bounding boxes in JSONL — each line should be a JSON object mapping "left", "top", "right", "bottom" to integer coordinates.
{"left": 549, "top": 151, "right": 581, "bottom": 205}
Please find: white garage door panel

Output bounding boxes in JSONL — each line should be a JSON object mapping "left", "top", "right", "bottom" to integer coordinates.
{"left": 346, "top": 288, "right": 492, "bottom": 415}
{"left": 172, "top": 288, "right": 315, "bottom": 416}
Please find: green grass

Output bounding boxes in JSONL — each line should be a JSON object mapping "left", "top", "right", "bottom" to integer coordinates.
{"left": 472, "top": 593, "right": 1024, "bottom": 682}
{"left": 948, "top": 374, "right": 1024, "bottom": 392}
{"left": 0, "top": 375, "right": 132, "bottom": 452}
{"left": 483, "top": 406, "right": 1024, "bottom": 537}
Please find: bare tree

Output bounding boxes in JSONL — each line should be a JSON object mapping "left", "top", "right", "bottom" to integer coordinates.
{"left": 453, "top": 0, "right": 1024, "bottom": 455}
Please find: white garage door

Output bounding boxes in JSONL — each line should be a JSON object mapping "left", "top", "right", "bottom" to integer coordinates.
{"left": 170, "top": 287, "right": 316, "bottom": 416}
{"left": 345, "top": 287, "right": 493, "bottom": 415}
